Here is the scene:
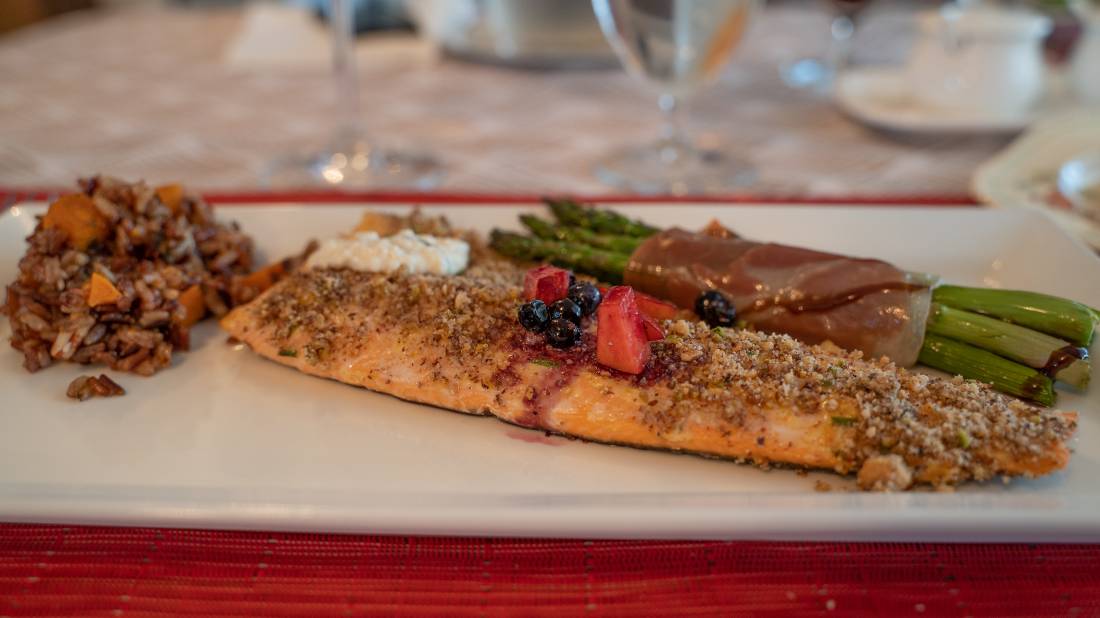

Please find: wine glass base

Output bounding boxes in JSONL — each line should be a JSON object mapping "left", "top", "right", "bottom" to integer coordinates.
{"left": 594, "top": 142, "right": 756, "bottom": 195}
{"left": 779, "top": 58, "right": 834, "bottom": 94}
{"left": 263, "top": 144, "right": 444, "bottom": 191}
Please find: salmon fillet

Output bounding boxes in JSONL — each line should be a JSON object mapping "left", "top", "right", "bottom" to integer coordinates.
{"left": 220, "top": 262, "right": 1078, "bottom": 490}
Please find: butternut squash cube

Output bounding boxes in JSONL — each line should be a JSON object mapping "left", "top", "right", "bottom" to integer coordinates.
{"left": 87, "top": 272, "right": 122, "bottom": 307}
{"left": 239, "top": 262, "right": 286, "bottom": 294}
{"left": 155, "top": 183, "right": 184, "bottom": 214}
{"left": 42, "top": 194, "right": 109, "bottom": 251}
{"left": 177, "top": 284, "right": 206, "bottom": 329}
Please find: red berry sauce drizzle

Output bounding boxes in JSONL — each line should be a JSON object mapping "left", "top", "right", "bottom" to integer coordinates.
{"left": 494, "top": 325, "right": 672, "bottom": 431}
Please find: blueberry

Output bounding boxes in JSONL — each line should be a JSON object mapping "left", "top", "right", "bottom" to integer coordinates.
{"left": 545, "top": 318, "right": 580, "bottom": 349}
{"left": 695, "top": 290, "right": 736, "bottom": 327}
{"left": 518, "top": 300, "right": 549, "bottom": 332}
{"left": 548, "top": 298, "right": 583, "bottom": 324}
{"left": 708, "top": 303, "right": 737, "bottom": 327}
{"left": 694, "top": 290, "right": 726, "bottom": 317}
{"left": 567, "top": 282, "right": 602, "bottom": 316}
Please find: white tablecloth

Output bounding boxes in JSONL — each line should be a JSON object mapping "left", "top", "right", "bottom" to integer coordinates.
{"left": 0, "top": 3, "right": 1012, "bottom": 195}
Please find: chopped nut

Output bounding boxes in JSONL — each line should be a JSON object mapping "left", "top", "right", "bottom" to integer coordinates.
{"left": 857, "top": 455, "right": 913, "bottom": 492}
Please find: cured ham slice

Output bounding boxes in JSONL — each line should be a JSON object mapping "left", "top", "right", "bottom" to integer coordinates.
{"left": 624, "top": 227, "right": 934, "bottom": 366}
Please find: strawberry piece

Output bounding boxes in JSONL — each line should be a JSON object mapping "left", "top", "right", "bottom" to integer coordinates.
{"left": 596, "top": 286, "right": 651, "bottom": 375}
{"left": 641, "top": 314, "right": 665, "bottom": 341}
{"left": 599, "top": 286, "right": 679, "bottom": 320}
{"left": 523, "top": 265, "right": 571, "bottom": 304}
{"left": 634, "top": 291, "right": 679, "bottom": 320}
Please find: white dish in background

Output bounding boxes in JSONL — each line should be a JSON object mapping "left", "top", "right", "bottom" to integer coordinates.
{"left": 1059, "top": 150, "right": 1100, "bottom": 220}
{"left": 0, "top": 202, "right": 1098, "bottom": 541}
{"left": 973, "top": 109, "right": 1100, "bottom": 250}
{"left": 835, "top": 67, "right": 1071, "bottom": 135}
{"left": 908, "top": 7, "right": 1051, "bottom": 115}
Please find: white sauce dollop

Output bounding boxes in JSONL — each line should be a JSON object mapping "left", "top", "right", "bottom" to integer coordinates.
{"left": 305, "top": 229, "right": 469, "bottom": 275}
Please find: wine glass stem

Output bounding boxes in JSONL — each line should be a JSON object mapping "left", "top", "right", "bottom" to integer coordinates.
{"left": 826, "top": 13, "right": 856, "bottom": 76}
{"left": 332, "top": 0, "right": 364, "bottom": 138}
{"left": 658, "top": 93, "right": 690, "bottom": 162}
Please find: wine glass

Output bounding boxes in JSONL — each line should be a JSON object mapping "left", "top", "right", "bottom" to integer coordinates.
{"left": 780, "top": 0, "right": 871, "bottom": 93}
{"left": 263, "top": 0, "right": 444, "bottom": 190}
{"left": 591, "top": 0, "right": 759, "bottom": 194}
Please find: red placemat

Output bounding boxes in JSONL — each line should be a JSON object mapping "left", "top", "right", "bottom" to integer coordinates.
{"left": 0, "top": 524, "right": 1097, "bottom": 617}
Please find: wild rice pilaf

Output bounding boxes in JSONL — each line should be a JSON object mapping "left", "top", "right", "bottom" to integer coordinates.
{"left": 3, "top": 176, "right": 256, "bottom": 376}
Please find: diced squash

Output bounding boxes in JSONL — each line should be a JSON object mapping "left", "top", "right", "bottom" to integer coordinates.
{"left": 42, "top": 194, "right": 109, "bottom": 251}
{"left": 239, "top": 262, "right": 287, "bottom": 294}
{"left": 87, "top": 273, "right": 122, "bottom": 307}
{"left": 155, "top": 183, "right": 184, "bottom": 214}
{"left": 177, "top": 285, "right": 206, "bottom": 329}
{"left": 353, "top": 212, "right": 403, "bottom": 236}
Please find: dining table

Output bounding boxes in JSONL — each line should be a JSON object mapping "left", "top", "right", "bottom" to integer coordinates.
{"left": 1, "top": 2, "right": 1098, "bottom": 616}
{"left": 0, "top": 1, "right": 1017, "bottom": 197}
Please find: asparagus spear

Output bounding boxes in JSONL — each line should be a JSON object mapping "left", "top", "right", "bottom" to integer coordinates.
{"left": 489, "top": 230, "right": 630, "bottom": 284}
{"left": 919, "top": 334, "right": 1056, "bottom": 406}
{"left": 519, "top": 214, "right": 644, "bottom": 255}
{"left": 546, "top": 199, "right": 659, "bottom": 238}
{"left": 926, "top": 304, "right": 1090, "bottom": 389}
{"left": 932, "top": 285, "right": 1097, "bottom": 347}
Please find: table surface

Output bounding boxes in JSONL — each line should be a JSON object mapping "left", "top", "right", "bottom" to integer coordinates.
{"left": 0, "top": 2, "right": 1012, "bottom": 196}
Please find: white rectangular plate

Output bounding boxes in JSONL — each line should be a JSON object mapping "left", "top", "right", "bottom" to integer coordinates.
{"left": 1, "top": 202, "right": 1098, "bottom": 541}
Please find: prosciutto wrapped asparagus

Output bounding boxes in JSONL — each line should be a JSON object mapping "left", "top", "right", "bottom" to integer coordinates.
{"left": 490, "top": 201, "right": 1096, "bottom": 405}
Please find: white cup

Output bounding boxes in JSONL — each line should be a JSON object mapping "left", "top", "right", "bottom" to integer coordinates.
{"left": 907, "top": 6, "right": 1051, "bottom": 115}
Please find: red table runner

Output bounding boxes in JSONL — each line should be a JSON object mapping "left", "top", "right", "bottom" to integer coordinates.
{"left": 4, "top": 190, "right": 1097, "bottom": 616}
{"left": 0, "top": 524, "right": 1098, "bottom": 617}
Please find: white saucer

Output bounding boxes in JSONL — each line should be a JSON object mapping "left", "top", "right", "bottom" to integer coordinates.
{"left": 835, "top": 67, "right": 1062, "bottom": 135}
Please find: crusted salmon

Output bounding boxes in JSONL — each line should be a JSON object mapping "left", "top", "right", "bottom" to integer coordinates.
{"left": 220, "top": 262, "right": 1077, "bottom": 491}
